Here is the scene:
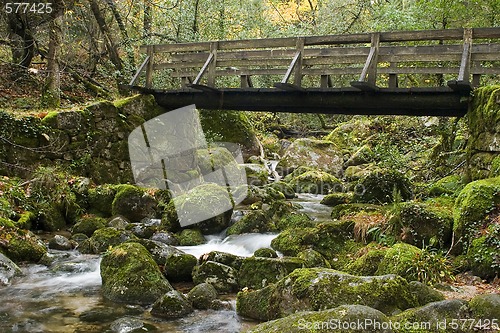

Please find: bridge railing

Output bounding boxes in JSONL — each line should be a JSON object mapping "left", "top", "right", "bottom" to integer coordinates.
{"left": 130, "top": 28, "right": 500, "bottom": 93}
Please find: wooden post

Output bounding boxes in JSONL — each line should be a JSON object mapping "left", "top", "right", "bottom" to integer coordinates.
{"left": 145, "top": 46, "right": 154, "bottom": 88}
{"left": 320, "top": 75, "right": 332, "bottom": 88}
{"left": 351, "top": 32, "right": 380, "bottom": 91}
{"left": 207, "top": 42, "right": 218, "bottom": 87}
{"left": 240, "top": 75, "right": 253, "bottom": 88}
{"left": 447, "top": 28, "right": 473, "bottom": 92}
{"left": 293, "top": 37, "right": 305, "bottom": 87}
{"left": 388, "top": 62, "right": 398, "bottom": 88}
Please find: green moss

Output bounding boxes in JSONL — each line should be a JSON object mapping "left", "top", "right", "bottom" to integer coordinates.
{"left": 320, "top": 192, "right": 353, "bottom": 206}
{"left": 88, "top": 185, "right": 117, "bottom": 217}
{"left": 290, "top": 170, "right": 342, "bottom": 194}
{"left": 0, "top": 228, "right": 47, "bottom": 263}
{"left": 151, "top": 290, "right": 193, "bottom": 319}
{"left": 100, "top": 242, "right": 173, "bottom": 305}
{"left": 428, "top": 175, "right": 464, "bottom": 197}
{"left": 352, "top": 169, "right": 413, "bottom": 204}
{"left": 238, "top": 256, "right": 304, "bottom": 290}
{"left": 466, "top": 224, "right": 500, "bottom": 279}
{"left": 297, "top": 249, "right": 331, "bottom": 268}
{"left": 111, "top": 184, "right": 157, "bottom": 222}
{"left": 40, "top": 111, "right": 59, "bottom": 127}
{"left": 200, "top": 251, "right": 244, "bottom": 270}
{"left": 275, "top": 211, "right": 314, "bottom": 230}
{"left": 16, "top": 211, "right": 35, "bottom": 229}
{"left": 192, "top": 260, "right": 238, "bottom": 293}
{"left": 331, "top": 203, "right": 384, "bottom": 219}
{"left": 468, "top": 294, "right": 500, "bottom": 320}
{"left": 375, "top": 243, "right": 422, "bottom": 281}
{"left": 346, "top": 246, "right": 388, "bottom": 276}
{"left": 0, "top": 218, "right": 15, "bottom": 228}
{"left": 178, "top": 228, "right": 205, "bottom": 246}
{"left": 82, "top": 227, "right": 137, "bottom": 254}
{"left": 187, "top": 283, "right": 218, "bottom": 310}
{"left": 226, "top": 210, "right": 276, "bottom": 235}
{"left": 453, "top": 177, "right": 500, "bottom": 252}
{"left": 253, "top": 248, "right": 278, "bottom": 258}
{"left": 72, "top": 215, "right": 107, "bottom": 237}
{"left": 164, "top": 253, "right": 197, "bottom": 282}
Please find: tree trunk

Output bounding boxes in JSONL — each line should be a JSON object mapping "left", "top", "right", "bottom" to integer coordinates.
{"left": 89, "top": 0, "right": 124, "bottom": 73}
{"left": 41, "top": 16, "right": 62, "bottom": 107}
{"left": 105, "top": 0, "right": 136, "bottom": 70}
{"left": 143, "top": 0, "right": 152, "bottom": 39}
{"left": 7, "top": 14, "right": 35, "bottom": 67}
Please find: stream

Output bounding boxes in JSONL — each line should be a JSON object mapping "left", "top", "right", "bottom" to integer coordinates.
{"left": 0, "top": 194, "right": 331, "bottom": 333}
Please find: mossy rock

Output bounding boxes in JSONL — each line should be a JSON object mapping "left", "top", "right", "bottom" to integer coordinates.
{"left": 238, "top": 256, "right": 304, "bottom": 290}
{"left": 253, "top": 248, "right": 278, "bottom": 258}
{"left": 466, "top": 225, "right": 500, "bottom": 280}
{"left": 428, "top": 175, "right": 464, "bottom": 197}
{"left": 389, "top": 200, "right": 453, "bottom": 248}
{"left": 88, "top": 185, "right": 117, "bottom": 217}
{"left": 129, "top": 238, "right": 181, "bottom": 266}
{"left": 265, "top": 181, "right": 296, "bottom": 199}
{"left": 290, "top": 170, "right": 343, "bottom": 195}
{"left": 320, "top": 192, "right": 353, "bottom": 207}
{"left": 324, "top": 118, "right": 373, "bottom": 150}
{"left": 408, "top": 281, "right": 445, "bottom": 307}
{"left": 390, "top": 299, "right": 469, "bottom": 332}
{"left": 111, "top": 185, "right": 158, "bottom": 222}
{"left": 164, "top": 252, "right": 197, "bottom": 282}
{"left": 247, "top": 304, "right": 392, "bottom": 333}
{"left": 275, "top": 211, "right": 314, "bottom": 230}
{"left": 345, "top": 246, "right": 388, "bottom": 276}
{"left": 100, "top": 242, "right": 173, "bottom": 305}
{"left": 236, "top": 268, "right": 420, "bottom": 321}
{"left": 187, "top": 282, "right": 218, "bottom": 310}
{"left": 345, "top": 144, "right": 375, "bottom": 167}
{"left": 199, "top": 251, "right": 244, "bottom": 270}
{"left": 178, "top": 229, "right": 205, "bottom": 246}
{"left": 453, "top": 177, "right": 500, "bottom": 252}
{"left": 192, "top": 261, "right": 238, "bottom": 293}
{"left": 466, "top": 86, "right": 500, "bottom": 153}
{"left": 166, "top": 183, "right": 234, "bottom": 234}
{"left": 375, "top": 243, "right": 422, "bottom": 281}
{"left": 0, "top": 228, "right": 47, "bottom": 263}
{"left": 114, "top": 94, "right": 163, "bottom": 120}
{"left": 245, "top": 164, "right": 269, "bottom": 186}
{"left": 48, "top": 235, "right": 75, "bottom": 251}
{"left": 150, "top": 290, "right": 193, "bottom": 319}
{"left": 81, "top": 227, "right": 137, "bottom": 254}
{"left": 352, "top": 169, "right": 413, "bottom": 204}
{"left": 297, "top": 249, "right": 331, "bottom": 268}
{"left": 0, "top": 253, "right": 22, "bottom": 285}
{"left": 468, "top": 294, "right": 500, "bottom": 320}
{"left": 278, "top": 138, "right": 343, "bottom": 175}
{"left": 72, "top": 215, "right": 107, "bottom": 237}
{"left": 227, "top": 210, "right": 276, "bottom": 235}
{"left": 36, "top": 202, "right": 66, "bottom": 232}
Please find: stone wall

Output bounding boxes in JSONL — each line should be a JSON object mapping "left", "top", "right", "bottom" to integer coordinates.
{"left": 0, "top": 95, "right": 260, "bottom": 184}
{"left": 466, "top": 86, "right": 500, "bottom": 180}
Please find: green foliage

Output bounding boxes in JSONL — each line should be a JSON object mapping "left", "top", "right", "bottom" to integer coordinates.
{"left": 405, "top": 247, "right": 454, "bottom": 286}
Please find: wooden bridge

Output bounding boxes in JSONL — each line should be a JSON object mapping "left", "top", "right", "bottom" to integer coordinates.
{"left": 125, "top": 28, "right": 500, "bottom": 116}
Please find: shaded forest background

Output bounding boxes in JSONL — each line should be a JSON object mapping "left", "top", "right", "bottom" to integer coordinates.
{"left": 0, "top": 0, "right": 499, "bottom": 110}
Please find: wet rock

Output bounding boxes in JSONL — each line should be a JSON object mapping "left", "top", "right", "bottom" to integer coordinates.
{"left": 187, "top": 282, "right": 218, "bottom": 310}
{"left": 79, "top": 227, "right": 137, "bottom": 254}
{"left": 352, "top": 169, "right": 413, "bottom": 204}
{"left": 253, "top": 248, "right": 277, "bottom": 258}
{"left": 71, "top": 233, "right": 88, "bottom": 245}
{"left": 129, "top": 218, "right": 161, "bottom": 239}
{"left": 164, "top": 252, "right": 197, "bottom": 282}
{"left": 71, "top": 215, "right": 107, "bottom": 237}
{"left": 192, "top": 261, "right": 238, "bottom": 293}
{"left": 226, "top": 210, "right": 276, "bottom": 235}
{"left": 178, "top": 229, "right": 205, "bottom": 246}
{"left": 150, "top": 290, "right": 193, "bottom": 319}
{"left": 245, "top": 163, "right": 269, "bottom": 186}
{"left": 236, "top": 268, "right": 421, "bottom": 321}
{"left": 468, "top": 294, "right": 500, "bottom": 320}
{"left": 150, "top": 232, "right": 178, "bottom": 246}
{"left": 0, "top": 253, "right": 22, "bottom": 285}
{"left": 320, "top": 192, "right": 353, "bottom": 207}
{"left": 297, "top": 249, "right": 331, "bottom": 268}
{"left": 247, "top": 305, "right": 393, "bottom": 333}
{"left": 199, "top": 251, "right": 244, "bottom": 270}
{"left": 48, "top": 235, "right": 75, "bottom": 251}
{"left": 289, "top": 169, "right": 343, "bottom": 195}
{"left": 238, "top": 256, "right": 304, "bottom": 290}
{"left": 107, "top": 215, "right": 130, "bottom": 230}
{"left": 110, "top": 317, "right": 156, "bottom": 333}
{"left": 0, "top": 228, "right": 47, "bottom": 263}
{"left": 278, "top": 138, "right": 343, "bottom": 175}
{"left": 111, "top": 185, "right": 158, "bottom": 222}
{"left": 100, "top": 242, "right": 174, "bottom": 305}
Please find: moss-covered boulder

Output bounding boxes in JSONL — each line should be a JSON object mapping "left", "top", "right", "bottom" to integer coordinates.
{"left": 290, "top": 170, "right": 343, "bottom": 195}
{"left": 166, "top": 183, "right": 234, "bottom": 234}
{"left": 111, "top": 185, "right": 158, "bottom": 222}
{"left": 345, "top": 246, "right": 388, "bottom": 276}
{"left": 226, "top": 210, "right": 276, "bottom": 235}
{"left": 199, "top": 251, "right": 244, "bottom": 270}
{"left": 48, "top": 235, "right": 75, "bottom": 251}
{"left": 271, "top": 220, "right": 354, "bottom": 258}
{"left": 150, "top": 290, "right": 193, "bottom": 319}
{"left": 279, "top": 138, "right": 343, "bottom": 175}
{"left": 164, "top": 252, "right": 197, "bottom": 282}
{"left": 199, "top": 109, "right": 261, "bottom": 161}
{"left": 178, "top": 228, "right": 205, "bottom": 246}
{"left": 391, "top": 300, "right": 469, "bottom": 332}
{"left": 87, "top": 185, "right": 117, "bottom": 217}
{"left": 192, "top": 261, "right": 238, "bottom": 293}
{"left": 0, "top": 253, "right": 22, "bottom": 285}
{"left": 36, "top": 203, "right": 67, "bottom": 232}
{"left": 0, "top": 228, "right": 47, "bottom": 263}
{"left": 247, "top": 305, "right": 393, "bottom": 333}
{"left": 72, "top": 215, "right": 107, "bottom": 237}
{"left": 320, "top": 192, "right": 353, "bottom": 207}
{"left": 100, "top": 242, "right": 173, "bottom": 305}
{"left": 266, "top": 181, "right": 296, "bottom": 199}
{"left": 236, "top": 268, "right": 421, "bottom": 321}
{"left": 187, "top": 282, "right": 218, "bottom": 310}
{"left": 453, "top": 177, "right": 500, "bottom": 252}
{"left": 107, "top": 215, "right": 130, "bottom": 230}
{"left": 345, "top": 144, "right": 375, "bottom": 167}
{"left": 275, "top": 211, "right": 314, "bottom": 230}
{"left": 80, "top": 227, "right": 137, "bottom": 254}
{"left": 389, "top": 199, "right": 453, "bottom": 248}
{"left": 352, "top": 169, "right": 413, "bottom": 204}
{"left": 245, "top": 164, "right": 269, "bottom": 186}
{"left": 466, "top": 224, "right": 500, "bottom": 279}
{"left": 238, "top": 256, "right": 304, "bottom": 290}
{"left": 468, "top": 294, "right": 500, "bottom": 320}
{"left": 253, "top": 248, "right": 278, "bottom": 258}
{"left": 297, "top": 249, "right": 331, "bottom": 268}
{"left": 325, "top": 118, "right": 373, "bottom": 149}
{"left": 408, "top": 281, "right": 445, "bottom": 306}
{"left": 428, "top": 175, "right": 464, "bottom": 197}
{"left": 130, "top": 238, "right": 181, "bottom": 266}
{"left": 375, "top": 243, "right": 422, "bottom": 281}
{"left": 331, "top": 203, "right": 384, "bottom": 220}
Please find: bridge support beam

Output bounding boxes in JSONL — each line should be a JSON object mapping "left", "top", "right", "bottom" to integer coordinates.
{"left": 129, "top": 87, "right": 469, "bottom": 117}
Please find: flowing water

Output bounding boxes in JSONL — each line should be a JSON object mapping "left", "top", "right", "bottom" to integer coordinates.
{"left": 0, "top": 196, "right": 331, "bottom": 333}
